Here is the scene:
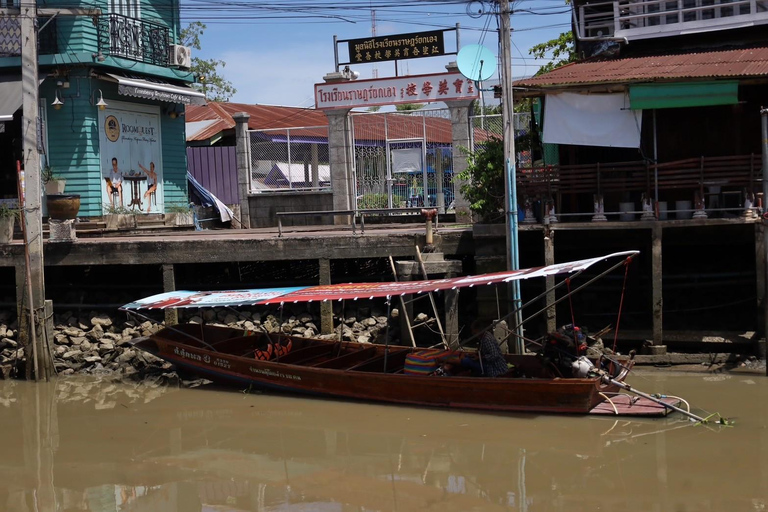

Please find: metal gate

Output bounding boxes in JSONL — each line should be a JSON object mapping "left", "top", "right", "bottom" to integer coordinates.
{"left": 352, "top": 110, "right": 455, "bottom": 212}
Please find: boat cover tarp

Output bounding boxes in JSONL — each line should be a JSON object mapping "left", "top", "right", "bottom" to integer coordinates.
{"left": 188, "top": 171, "right": 234, "bottom": 223}
{"left": 121, "top": 251, "right": 638, "bottom": 310}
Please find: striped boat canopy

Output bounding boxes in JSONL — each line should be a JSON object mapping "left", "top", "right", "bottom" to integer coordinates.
{"left": 121, "top": 251, "right": 639, "bottom": 310}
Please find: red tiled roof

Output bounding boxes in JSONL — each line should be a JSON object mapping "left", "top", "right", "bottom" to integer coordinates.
{"left": 514, "top": 46, "right": 768, "bottom": 89}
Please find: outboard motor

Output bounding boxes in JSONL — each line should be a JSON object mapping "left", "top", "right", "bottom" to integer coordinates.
{"left": 571, "top": 356, "right": 595, "bottom": 378}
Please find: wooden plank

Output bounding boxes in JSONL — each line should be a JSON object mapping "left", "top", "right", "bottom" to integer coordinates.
{"left": 590, "top": 395, "right": 680, "bottom": 417}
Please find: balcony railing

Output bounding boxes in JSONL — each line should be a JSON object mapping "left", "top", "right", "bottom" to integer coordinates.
{"left": 97, "top": 14, "right": 169, "bottom": 66}
{"left": 0, "top": 17, "right": 58, "bottom": 57}
{"left": 577, "top": 0, "right": 768, "bottom": 40}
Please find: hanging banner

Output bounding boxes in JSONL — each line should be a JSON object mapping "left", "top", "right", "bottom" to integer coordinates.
{"left": 315, "top": 72, "right": 478, "bottom": 110}
{"left": 98, "top": 104, "right": 163, "bottom": 213}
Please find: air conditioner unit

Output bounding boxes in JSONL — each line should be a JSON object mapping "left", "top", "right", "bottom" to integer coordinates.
{"left": 170, "top": 44, "right": 192, "bottom": 69}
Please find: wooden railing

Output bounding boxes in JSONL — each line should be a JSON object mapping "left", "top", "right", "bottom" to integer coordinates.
{"left": 517, "top": 154, "right": 762, "bottom": 197}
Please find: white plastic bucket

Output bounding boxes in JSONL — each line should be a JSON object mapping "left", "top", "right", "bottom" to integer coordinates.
{"left": 675, "top": 200, "right": 692, "bottom": 220}
{"left": 619, "top": 202, "right": 635, "bottom": 221}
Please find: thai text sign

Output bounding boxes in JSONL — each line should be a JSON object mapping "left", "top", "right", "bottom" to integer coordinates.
{"left": 119, "top": 84, "right": 195, "bottom": 105}
{"left": 315, "top": 72, "right": 478, "bottom": 110}
{"left": 344, "top": 30, "right": 445, "bottom": 64}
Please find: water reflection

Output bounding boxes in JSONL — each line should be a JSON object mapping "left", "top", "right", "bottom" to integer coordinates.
{"left": 0, "top": 371, "right": 766, "bottom": 511}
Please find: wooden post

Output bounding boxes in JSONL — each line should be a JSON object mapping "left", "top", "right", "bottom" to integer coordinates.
{"left": 162, "top": 264, "right": 178, "bottom": 326}
{"left": 756, "top": 223, "right": 766, "bottom": 361}
{"left": 651, "top": 225, "right": 665, "bottom": 351}
{"left": 319, "top": 258, "right": 334, "bottom": 334}
{"left": 15, "top": 264, "right": 25, "bottom": 321}
{"left": 544, "top": 226, "right": 557, "bottom": 333}
{"left": 444, "top": 273, "right": 459, "bottom": 349}
{"left": 42, "top": 300, "right": 55, "bottom": 378}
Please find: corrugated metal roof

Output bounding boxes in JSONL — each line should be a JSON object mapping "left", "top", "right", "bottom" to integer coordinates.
{"left": 186, "top": 102, "right": 328, "bottom": 142}
{"left": 186, "top": 102, "right": 469, "bottom": 144}
{"left": 515, "top": 46, "right": 768, "bottom": 89}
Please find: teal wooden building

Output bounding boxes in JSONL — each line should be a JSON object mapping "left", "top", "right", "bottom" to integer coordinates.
{"left": 0, "top": 0, "right": 205, "bottom": 217}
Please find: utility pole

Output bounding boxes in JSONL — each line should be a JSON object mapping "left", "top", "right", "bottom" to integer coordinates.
{"left": 20, "top": 0, "right": 49, "bottom": 380}
{"left": 6, "top": 3, "right": 101, "bottom": 380}
{"left": 499, "top": 0, "right": 524, "bottom": 353}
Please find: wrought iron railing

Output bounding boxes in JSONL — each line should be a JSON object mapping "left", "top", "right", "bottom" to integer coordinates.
{"left": 97, "top": 14, "right": 169, "bottom": 66}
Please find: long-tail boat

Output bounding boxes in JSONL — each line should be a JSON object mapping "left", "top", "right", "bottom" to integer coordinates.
{"left": 122, "top": 251, "right": 697, "bottom": 417}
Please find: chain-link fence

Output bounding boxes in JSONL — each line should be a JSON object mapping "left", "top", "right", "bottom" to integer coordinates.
{"left": 249, "top": 126, "right": 330, "bottom": 193}
{"left": 470, "top": 112, "right": 532, "bottom": 165}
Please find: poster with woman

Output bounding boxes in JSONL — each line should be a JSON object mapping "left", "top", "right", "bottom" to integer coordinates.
{"left": 98, "top": 102, "right": 163, "bottom": 213}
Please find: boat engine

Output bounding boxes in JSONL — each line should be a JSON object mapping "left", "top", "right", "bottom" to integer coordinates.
{"left": 571, "top": 356, "right": 595, "bottom": 378}
{"left": 542, "top": 324, "right": 590, "bottom": 376}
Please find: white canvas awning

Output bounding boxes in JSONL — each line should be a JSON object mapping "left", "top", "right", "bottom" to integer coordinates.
{"left": 103, "top": 73, "right": 206, "bottom": 106}
{"left": 543, "top": 92, "right": 642, "bottom": 149}
{"left": 0, "top": 75, "right": 22, "bottom": 122}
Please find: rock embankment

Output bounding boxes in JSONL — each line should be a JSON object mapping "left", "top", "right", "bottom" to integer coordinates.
{"left": 0, "top": 307, "right": 414, "bottom": 382}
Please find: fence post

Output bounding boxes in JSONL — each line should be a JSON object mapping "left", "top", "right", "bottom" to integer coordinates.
{"left": 234, "top": 112, "right": 252, "bottom": 229}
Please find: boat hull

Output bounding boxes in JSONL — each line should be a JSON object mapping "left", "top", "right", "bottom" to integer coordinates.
{"left": 136, "top": 328, "right": 621, "bottom": 415}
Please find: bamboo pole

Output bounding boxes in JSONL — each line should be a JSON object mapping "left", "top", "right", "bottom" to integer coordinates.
{"left": 388, "top": 256, "right": 416, "bottom": 347}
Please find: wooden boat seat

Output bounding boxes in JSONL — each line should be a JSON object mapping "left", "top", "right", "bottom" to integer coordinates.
{"left": 312, "top": 346, "right": 378, "bottom": 369}
{"left": 346, "top": 348, "right": 410, "bottom": 373}
{"left": 274, "top": 343, "right": 335, "bottom": 364}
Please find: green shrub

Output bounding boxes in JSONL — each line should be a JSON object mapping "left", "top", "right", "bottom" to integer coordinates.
{"left": 0, "top": 203, "right": 19, "bottom": 220}
{"left": 358, "top": 194, "right": 388, "bottom": 209}
{"left": 456, "top": 137, "right": 505, "bottom": 223}
{"left": 166, "top": 203, "right": 192, "bottom": 213}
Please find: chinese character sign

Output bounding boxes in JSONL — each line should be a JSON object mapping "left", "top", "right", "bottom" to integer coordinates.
{"left": 315, "top": 72, "right": 479, "bottom": 110}
{"left": 344, "top": 30, "right": 446, "bottom": 65}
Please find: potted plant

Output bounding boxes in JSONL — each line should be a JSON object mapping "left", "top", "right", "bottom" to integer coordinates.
{"left": 164, "top": 203, "right": 194, "bottom": 227}
{"left": 42, "top": 166, "right": 66, "bottom": 195}
{"left": 103, "top": 204, "right": 136, "bottom": 230}
{"left": 0, "top": 203, "right": 18, "bottom": 244}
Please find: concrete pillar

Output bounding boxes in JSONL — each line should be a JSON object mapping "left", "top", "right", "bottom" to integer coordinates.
{"left": 544, "top": 227, "right": 557, "bottom": 333}
{"left": 324, "top": 107, "right": 354, "bottom": 216}
{"left": 162, "top": 264, "right": 179, "bottom": 326}
{"left": 234, "top": 112, "right": 252, "bottom": 229}
{"left": 443, "top": 62, "right": 474, "bottom": 224}
{"left": 651, "top": 225, "right": 665, "bottom": 351}
{"left": 319, "top": 258, "right": 333, "bottom": 334}
{"left": 320, "top": 71, "right": 356, "bottom": 217}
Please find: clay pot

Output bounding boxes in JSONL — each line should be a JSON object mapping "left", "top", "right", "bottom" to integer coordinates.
{"left": 46, "top": 194, "right": 80, "bottom": 220}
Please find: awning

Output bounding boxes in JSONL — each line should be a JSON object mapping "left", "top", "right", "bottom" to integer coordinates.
{"left": 543, "top": 92, "right": 642, "bottom": 149}
{"left": 629, "top": 81, "right": 739, "bottom": 110}
{"left": 120, "top": 251, "right": 639, "bottom": 309}
{"left": 0, "top": 75, "right": 22, "bottom": 122}
{"left": 104, "top": 73, "right": 206, "bottom": 106}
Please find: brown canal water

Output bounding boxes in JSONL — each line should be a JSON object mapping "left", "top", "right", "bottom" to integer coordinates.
{"left": 0, "top": 370, "right": 766, "bottom": 512}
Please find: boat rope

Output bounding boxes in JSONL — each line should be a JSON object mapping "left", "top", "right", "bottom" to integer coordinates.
{"left": 120, "top": 308, "right": 220, "bottom": 352}
{"left": 598, "top": 392, "right": 619, "bottom": 415}
{"left": 611, "top": 257, "right": 632, "bottom": 354}
{"left": 566, "top": 278, "right": 577, "bottom": 330}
